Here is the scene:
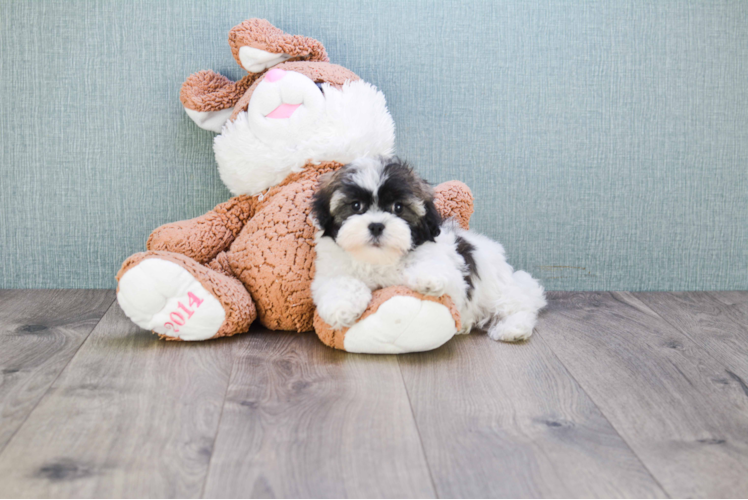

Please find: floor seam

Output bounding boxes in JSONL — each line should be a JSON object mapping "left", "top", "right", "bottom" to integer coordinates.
{"left": 627, "top": 291, "right": 748, "bottom": 379}
{"left": 199, "top": 336, "right": 241, "bottom": 498}
{"left": 534, "top": 297, "right": 672, "bottom": 499}
{"left": 0, "top": 292, "right": 116, "bottom": 458}
{"left": 397, "top": 359, "right": 440, "bottom": 499}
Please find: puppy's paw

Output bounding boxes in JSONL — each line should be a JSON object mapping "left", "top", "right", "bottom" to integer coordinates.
{"left": 490, "top": 326, "right": 533, "bottom": 342}
{"left": 318, "top": 302, "right": 367, "bottom": 329}
{"left": 316, "top": 292, "right": 372, "bottom": 329}
{"left": 487, "top": 311, "right": 537, "bottom": 343}
{"left": 406, "top": 272, "right": 449, "bottom": 297}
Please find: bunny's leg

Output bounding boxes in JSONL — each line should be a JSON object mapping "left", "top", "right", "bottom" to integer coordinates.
{"left": 116, "top": 251, "right": 255, "bottom": 341}
{"left": 313, "top": 286, "right": 460, "bottom": 354}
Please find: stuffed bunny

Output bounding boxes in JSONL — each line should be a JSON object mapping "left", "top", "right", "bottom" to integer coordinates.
{"left": 116, "top": 19, "right": 474, "bottom": 353}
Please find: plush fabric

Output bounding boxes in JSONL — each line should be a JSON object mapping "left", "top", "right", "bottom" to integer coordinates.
{"left": 147, "top": 195, "right": 258, "bottom": 264}
{"left": 314, "top": 286, "right": 463, "bottom": 350}
{"left": 179, "top": 19, "right": 332, "bottom": 114}
{"left": 114, "top": 19, "right": 474, "bottom": 351}
{"left": 117, "top": 250, "right": 256, "bottom": 339}
{"left": 180, "top": 72, "right": 259, "bottom": 113}
{"left": 137, "top": 159, "right": 472, "bottom": 337}
{"left": 434, "top": 181, "right": 474, "bottom": 231}
{"left": 228, "top": 62, "right": 360, "bottom": 122}
{"left": 228, "top": 18, "right": 329, "bottom": 69}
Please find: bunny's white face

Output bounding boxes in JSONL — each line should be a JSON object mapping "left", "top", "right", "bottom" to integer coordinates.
{"left": 245, "top": 68, "right": 326, "bottom": 143}
{"left": 213, "top": 69, "right": 395, "bottom": 196}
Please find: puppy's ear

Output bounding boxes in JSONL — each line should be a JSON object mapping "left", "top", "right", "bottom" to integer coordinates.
{"left": 412, "top": 198, "right": 442, "bottom": 246}
{"left": 311, "top": 172, "right": 339, "bottom": 238}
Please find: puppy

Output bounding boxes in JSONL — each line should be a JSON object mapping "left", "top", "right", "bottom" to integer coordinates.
{"left": 311, "top": 157, "right": 546, "bottom": 342}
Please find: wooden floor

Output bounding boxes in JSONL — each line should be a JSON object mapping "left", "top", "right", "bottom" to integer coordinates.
{"left": 0, "top": 291, "right": 747, "bottom": 498}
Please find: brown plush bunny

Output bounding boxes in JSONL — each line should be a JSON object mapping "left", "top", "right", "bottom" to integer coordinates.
{"left": 115, "top": 19, "right": 474, "bottom": 353}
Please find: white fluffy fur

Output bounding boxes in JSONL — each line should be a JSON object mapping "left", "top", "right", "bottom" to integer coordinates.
{"left": 214, "top": 75, "right": 396, "bottom": 196}
{"left": 314, "top": 222, "right": 546, "bottom": 340}
{"left": 313, "top": 161, "right": 547, "bottom": 343}
{"left": 435, "top": 224, "right": 547, "bottom": 341}
{"left": 348, "top": 156, "right": 388, "bottom": 193}
{"left": 335, "top": 210, "right": 412, "bottom": 266}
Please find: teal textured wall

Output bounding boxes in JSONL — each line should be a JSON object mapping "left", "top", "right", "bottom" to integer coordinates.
{"left": 1, "top": 0, "right": 746, "bottom": 290}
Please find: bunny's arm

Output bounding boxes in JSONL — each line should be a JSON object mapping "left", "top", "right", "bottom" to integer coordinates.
{"left": 146, "top": 195, "right": 259, "bottom": 264}
{"left": 434, "top": 181, "right": 474, "bottom": 230}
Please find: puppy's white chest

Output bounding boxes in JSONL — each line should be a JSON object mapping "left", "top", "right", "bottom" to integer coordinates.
{"left": 348, "top": 259, "right": 406, "bottom": 290}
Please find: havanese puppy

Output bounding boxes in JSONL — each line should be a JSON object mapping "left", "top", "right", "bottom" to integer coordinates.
{"left": 311, "top": 157, "right": 546, "bottom": 341}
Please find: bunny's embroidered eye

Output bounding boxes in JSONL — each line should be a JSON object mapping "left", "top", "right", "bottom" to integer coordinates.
{"left": 315, "top": 82, "right": 325, "bottom": 94}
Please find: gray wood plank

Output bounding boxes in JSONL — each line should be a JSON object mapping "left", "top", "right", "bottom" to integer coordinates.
{"left": 536, "top": 292, "right": 748, "bottom": 498}
{"left": 0, "top": 289, "right": 115, "bottom": 454}
{"left": 398, "top": 332, "right": 666, "bottom": 498}
{"left": 636, "top": 292, "right": 748, "bottom": 380}
{"left": 0, "top": 302, "right": 235, "bottom": 498}
{"left": 709, "top": 291, "right": 748, "bottom": 330}
{"left": 710, "top": 291, "right": 748, "bottom": 310}
{"left": 202, "top": 332, "right": 436, "bottom": 499}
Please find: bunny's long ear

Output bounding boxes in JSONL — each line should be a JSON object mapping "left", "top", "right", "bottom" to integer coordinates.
{"left": 180, "top": 70, "right": 259, "bottom": 132}
{"left": 229, "top": 19, "right": 329, "bottom": 74}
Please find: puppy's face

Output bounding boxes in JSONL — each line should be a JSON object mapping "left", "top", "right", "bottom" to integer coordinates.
{"left": 312, "top": 157, "right": 442, "bottom": 265}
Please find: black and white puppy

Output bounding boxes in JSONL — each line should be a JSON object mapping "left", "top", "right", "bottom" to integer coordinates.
{"left": 311, "top": 157, "right": 546, "bottom": 341}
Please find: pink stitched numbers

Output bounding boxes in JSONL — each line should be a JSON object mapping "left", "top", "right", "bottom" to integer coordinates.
{"left": 163, "top": 292, "right": 204, "bottom": 333}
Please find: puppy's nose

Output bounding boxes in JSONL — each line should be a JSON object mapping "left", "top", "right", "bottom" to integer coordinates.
{"left": 368, "top": 223, "right": 385, "bottom": 237}
{"left": 265, "top": 68, "right": 286, "bottom": 82}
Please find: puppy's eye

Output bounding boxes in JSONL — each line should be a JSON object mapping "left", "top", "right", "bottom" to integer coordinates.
{"left": 315, "top": 82, "right": 325, "bottom": 94}
{"left": 352, "top": 201, "right": 361, "bottom": 212}
{"left": 394, "top": 202, "right": 404, "bottom": 214}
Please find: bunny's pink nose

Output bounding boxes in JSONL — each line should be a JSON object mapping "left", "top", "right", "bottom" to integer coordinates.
{"left": 265, "top": 68, "right": 286, "bottom": 83}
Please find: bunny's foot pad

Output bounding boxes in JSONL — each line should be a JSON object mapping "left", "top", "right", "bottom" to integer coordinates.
{"left": 314, "top": 286, "right": 460, "bottom": 354}
{"left": 116, "top": 253, "right": 256, "bottom": 341}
